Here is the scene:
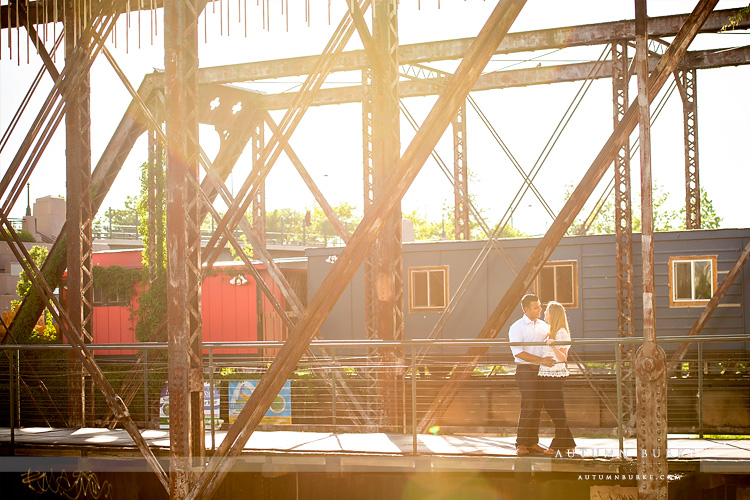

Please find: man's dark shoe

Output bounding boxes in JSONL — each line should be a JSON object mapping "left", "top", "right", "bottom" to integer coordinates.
{"left": 515, "top": 445, "right": 530, "bottom": 456}
{"left": 528, "top": 443, "right": 548, "bottom": 454}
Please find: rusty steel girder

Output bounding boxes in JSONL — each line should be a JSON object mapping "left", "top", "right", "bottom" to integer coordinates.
{"left": 179, "top": 8, "right": 748, "bottom": 85}
{"left": 675, "top": 68, "right": 700, "bottom": 229}
{"left": 452, "top": 101, "right": 470, "bottom": 240}
{"left": 251, "top": 116, "right": 266, "bottom": 244}
{"left": 363, "top": 66, "right": 377, "bottom": 345}
{"left": 369, "top": 0, "right": 404, "bottom": 430}
{"left": 164, "top": 0, "right": 204, "bottom": 497}
{"left": 612, "top": 39, "right": 637, "bottom": 435}
{"left": 262, "top": 46, "right": 750, "bottom": 110}
{"left": 362, "top": 66, "right": 380, "bottom": 427}
{"left": 635, "top": 1, "right": 667, "bottom": 498}
{"left": 635, "top": 343, "right": 669, "bottom": 500}
{"left": 64, "top": 0, "right": 95, "bottom": 428}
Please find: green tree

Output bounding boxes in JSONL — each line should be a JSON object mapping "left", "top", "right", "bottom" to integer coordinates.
{"left": 15, "top": 246, "right": 49, "bottom": 299}
{"left": 567, "top": 185, "right": 721, "bottom": 235}
{"left": 235, "top": 202, "right": 362, "bottom": 258}
{"left": 0, "top": 228, "right": 36, "bottom": 242}
{"left": 12, "top": 245, "right": 57, "bottom": 343}
{"left": 404, "top": 200, "right": 525, "bottom": 241}
{"left": 95, "top": 196, "right": 140, "bottom": 228}
{"left": 676, "top": 188, "right": 722, "bottom": 230}
{"left": 131, "top": 157, "right": 167, "bottom": 342}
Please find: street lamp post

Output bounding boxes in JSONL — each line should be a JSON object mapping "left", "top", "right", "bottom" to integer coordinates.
{"left": 25, "top": 184, "right": 31, "bottom": 216}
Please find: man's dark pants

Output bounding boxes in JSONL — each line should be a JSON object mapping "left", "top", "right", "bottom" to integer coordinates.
{"left": 515, "top": 364, "right": 542, "bottom": 447}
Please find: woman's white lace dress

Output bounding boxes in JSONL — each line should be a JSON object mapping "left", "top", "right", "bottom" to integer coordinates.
{"left": 538, "top": 328, "right": 570, "bottom": 377}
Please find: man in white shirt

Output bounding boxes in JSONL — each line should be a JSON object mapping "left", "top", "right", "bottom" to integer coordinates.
{"left": 509, "top": 293, "right": 555, "bottom": 456}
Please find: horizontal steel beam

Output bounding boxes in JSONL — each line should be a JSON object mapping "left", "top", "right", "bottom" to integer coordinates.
{"left": 258, "top": 45, "right": 750, "bottom": 109}
{"left": 1, "top": 0, "right": 165, "bottom": 29}
{"left": 193, "top": 8, "right": 748, "bottom": 84}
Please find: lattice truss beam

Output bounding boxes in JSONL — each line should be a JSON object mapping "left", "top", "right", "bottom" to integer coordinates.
{"left": 676, "top": 68, "right": 700, "bottom": 230}
{"left": 611, "top": 39, "right": 637, "bottom": 434}
{"left": 1, "top": 2, "right": 749, "bottom": 499}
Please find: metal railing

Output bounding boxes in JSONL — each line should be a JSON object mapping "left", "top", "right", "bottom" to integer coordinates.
{"left": 1, "top": 335, "right": 748, "bottom": 455}
{"left": 91, "top": 223, "right": 345, "bottom": 248}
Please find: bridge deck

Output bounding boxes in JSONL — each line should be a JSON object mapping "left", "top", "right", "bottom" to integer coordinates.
{"left": 1, "top": 428, "right": 748, "bottom": 475}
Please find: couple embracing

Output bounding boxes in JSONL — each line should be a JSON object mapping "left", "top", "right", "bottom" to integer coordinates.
{"left": 509, "top": 293, "right": 576, "bottom": 456}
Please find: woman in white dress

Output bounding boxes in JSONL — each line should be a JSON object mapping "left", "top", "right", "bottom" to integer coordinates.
{"left": 538, "top": 301, "right": 576, "bottom": 454}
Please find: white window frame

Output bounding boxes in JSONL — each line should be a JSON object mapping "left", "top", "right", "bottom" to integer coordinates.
{"left": 535, "top": 260, "right": 579, "bottom": 309}
{"left": 668, "top": 255, "right": 717, "bottom": 307}
{"left": 408, "top": 266, "right": 449, "bottom": 313}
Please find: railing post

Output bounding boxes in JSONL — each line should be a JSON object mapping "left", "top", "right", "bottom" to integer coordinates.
{"left": 331, "top": 348, "right": 337, "bottom": 428}
{"left": 209, "top": 346, "right": 216, "bottom": 451}
{"left": 15, "top": 349, "right": 20, "bottom": 428}
{"left": 411, "top": 345, "right": 417, "bottom": 455}
{"left": 615, "top": 341, "right": 624, "bottom": 456}
{"left": 402, "top": 366, "right": 407, "bottom": 433}
{"left": 698, "top": 342, "right": 703, "bottom": 438}
{"left": 144, "top": 349, "right": 149, "bottom": 424}
{"left": 9, "top": 348, "right": 15, "bottom": 454}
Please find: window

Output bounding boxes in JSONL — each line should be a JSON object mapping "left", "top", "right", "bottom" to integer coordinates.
{"left": 408, "top": 266, "right": 449, "bottom": 312}
{"left": 93, "top": 286, "right": 130, "bottom": 307}
{"left": 669, "top": 255, "right": 717, "bottom": 307}
{"left": 536, "top": 260, "right": 578, "bottom": 308}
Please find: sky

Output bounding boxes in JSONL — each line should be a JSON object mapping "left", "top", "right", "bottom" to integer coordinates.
{"left": 0, "top": 0, "right": 748, "bottom": 237}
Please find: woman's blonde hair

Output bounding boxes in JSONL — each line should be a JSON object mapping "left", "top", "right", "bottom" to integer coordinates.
{"left": 546, "top": 301, "right": 569, "bottom": 340}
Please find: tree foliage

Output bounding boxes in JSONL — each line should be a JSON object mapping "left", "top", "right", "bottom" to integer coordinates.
{"left": 12, "top": 245, "right": 58, "bottom": 343}
{"left": 15, "top": 246, "right": 49, "bottom": 299}
{"left": 566, "top": 184, "right": 722, "bottom": 235}
{"left": 95, "top": 196, "right": 140, "bottom": 228}
{"left": 403, "top": 199, "right": 526, "bottom": 241}
{"left": 722, "top": 5, "right": 750, "bottom": 31}
{"left": 1, "top": 228, "right": 36, "bottom": 242}
{"left": 132, "top": 157, "right": 167, "bottom": 343}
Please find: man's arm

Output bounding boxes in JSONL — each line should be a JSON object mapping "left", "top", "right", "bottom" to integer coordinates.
{"left": 516, "top": 351, "right": 556, "bottom": 367}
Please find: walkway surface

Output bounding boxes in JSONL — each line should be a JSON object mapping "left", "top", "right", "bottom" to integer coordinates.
{"left": 1, "top": 427, "right": 749, "bottom": 474}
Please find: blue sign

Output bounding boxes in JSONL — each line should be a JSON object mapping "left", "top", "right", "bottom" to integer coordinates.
{"left": 227, "top": 380, "right": 292, "bottom": 424}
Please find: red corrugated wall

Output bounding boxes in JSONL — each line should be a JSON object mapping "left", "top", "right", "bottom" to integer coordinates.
{"left": 91, "top": 251, "right": 142, "bottom": 355}
{"left": 202, "top": 266, "right": 259, "bottom": 354}
{"left": 89, "top": 251, "right": 290, "bottom": 356}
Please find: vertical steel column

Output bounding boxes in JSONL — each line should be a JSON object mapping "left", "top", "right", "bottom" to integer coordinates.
{"left": 362, "top": 67, "right": 376, "bottom": 342}
{"left": 251, "top": 117, "right": 266, "bottom": 245}
{"left": 634, "top": 2, "right": 668, "bottom": 498}
{"left": 164, "top": 1, "right": 203, "bottom": 498}
{"left": 9, "top": 347, "right": 15, "bottom": 451}
{"left": 677, "top": 68, "right": 700, "bottom": 229}
{"left": 147, "top": 127, "right": 158, "bottom": 282}
{"left": 452, "top": 101, "right": 470, "bottom": 240}
{"left": 612, "top": 40, "right": 636, "bottom": 435}
{"left": 64, "top": 0, "right": 94, "bottom": 428}
{"left": 370, "top": 0, "right": 403, "bottom": 430}
{"left": 362, "top": 67, "right": 379, "bottom": 427}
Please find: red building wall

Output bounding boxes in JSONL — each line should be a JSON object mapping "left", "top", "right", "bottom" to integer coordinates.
{"left": 91, "top": 251, "right": 142, "bottom": 355}
{"left": 89, "top": 251, "right": 291, "bottom": 356}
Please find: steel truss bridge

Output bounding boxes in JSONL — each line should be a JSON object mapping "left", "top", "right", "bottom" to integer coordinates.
{"left": 1, "top": 1, "right": 749, "bottom": 499}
